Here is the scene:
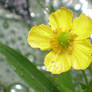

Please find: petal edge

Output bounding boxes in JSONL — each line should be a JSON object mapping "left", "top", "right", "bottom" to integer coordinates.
{"left": 27, "top": 24, "right": 53, "bottom": 50}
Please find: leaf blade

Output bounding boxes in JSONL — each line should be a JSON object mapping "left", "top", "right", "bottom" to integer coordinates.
{"left": 52, "top": 71, "right": 75, "bottom": 92}
{"left": 0, "top": 43, "right": 60, "bottom": 92}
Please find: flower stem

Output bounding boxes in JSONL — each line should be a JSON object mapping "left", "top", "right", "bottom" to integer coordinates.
{"left": 88, "top": 66, "right": 92, "bottom": 76}
{"left": 81, "top": 70, "right": 88, "bottom": 86}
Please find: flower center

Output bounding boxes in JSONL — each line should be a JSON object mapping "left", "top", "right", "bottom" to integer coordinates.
{"left": 58, "top": 32, "right": 71, "bottom": 48}
{"left": 50, "top": 30, "right": 77, "bottom": 54}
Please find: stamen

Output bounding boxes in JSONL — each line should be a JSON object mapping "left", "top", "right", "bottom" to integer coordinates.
{"left": 50, "top": 31, "right": 78, "bottom": 54}
{"left": 58, "top": 32, "right": 71, "bottom": 48}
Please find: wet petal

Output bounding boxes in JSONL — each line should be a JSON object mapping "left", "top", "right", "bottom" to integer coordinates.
{"left": 27, "top": 24, "right": 53, "bottom": 50}
{"left": 44, "top": 51, "right": 71, "bottom": 74}
{"left": 72, "top": 40, "right": 92, "bottom": 69}
{"left": 71, "top": 14, "right": 92, "bottom": 40}
{"left": 49, "top": 7, "right": 73, "bottom": 31}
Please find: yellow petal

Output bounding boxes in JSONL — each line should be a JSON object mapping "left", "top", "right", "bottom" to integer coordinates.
{"left": 44, "top": 51, "right": 71, "bottom": 74}
{"left": 27, "top": 24, "right": 53, "bottom": 50}
{"left": 49, "top": 7, "right": 73, "bottom": 31}
{"left": 71, "top": 40, "right": 92, "bottom": 69}
{"left": 71, "top": 14, "right": 92, "bottom": 40}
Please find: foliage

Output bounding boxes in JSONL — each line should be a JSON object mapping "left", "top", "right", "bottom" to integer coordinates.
{"left": 0, "top": 43, "right": 75, "bottom": 92}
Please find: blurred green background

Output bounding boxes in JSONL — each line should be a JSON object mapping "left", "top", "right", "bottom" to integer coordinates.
{"left": 0, "top": 0, "right": 92, "bottom": 92}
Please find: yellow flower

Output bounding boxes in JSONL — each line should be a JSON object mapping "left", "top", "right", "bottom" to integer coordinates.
{"left": 27, "top": 7, "right": 92, "bottom": 74}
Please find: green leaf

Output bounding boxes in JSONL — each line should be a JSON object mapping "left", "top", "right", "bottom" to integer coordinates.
{"left": 88, "top": 80, "right": 92, "bottom": 91}
{"left": 0, "top": 43, "right": 60, "bottom": 92}
{"left": 78, "top": 89, "right": 85, "bottom": 92}
{"left": 52, "top": 71, "right": 75, "bottom": 92}
{"left": 80, "top": 83, "right": 86, "bottom": 89}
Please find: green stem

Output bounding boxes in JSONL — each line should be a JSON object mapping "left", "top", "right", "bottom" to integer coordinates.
{"left": 88, "top": 66, "right": 92, "bottom": 76}
{"left": 81, "top": 70, "right": 88, "bottom": 86}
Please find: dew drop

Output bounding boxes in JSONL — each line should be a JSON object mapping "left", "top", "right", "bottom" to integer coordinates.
{"left": 41, "top": 66, "right": 46, "bottom": 70}
{"left": 9, "top": 83, "right": 29, "bottom": 92}
{"left": 30, "top": 12, "right": 35, "bottom": 17}
{"left": 37, "top": 66, "right": 41, "bottom": 70}
{"left": 74, "top": 3, "right": 81, "bottom": 11}
{"left": 28, "top": 55, "right": 36, "bottom": 62}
